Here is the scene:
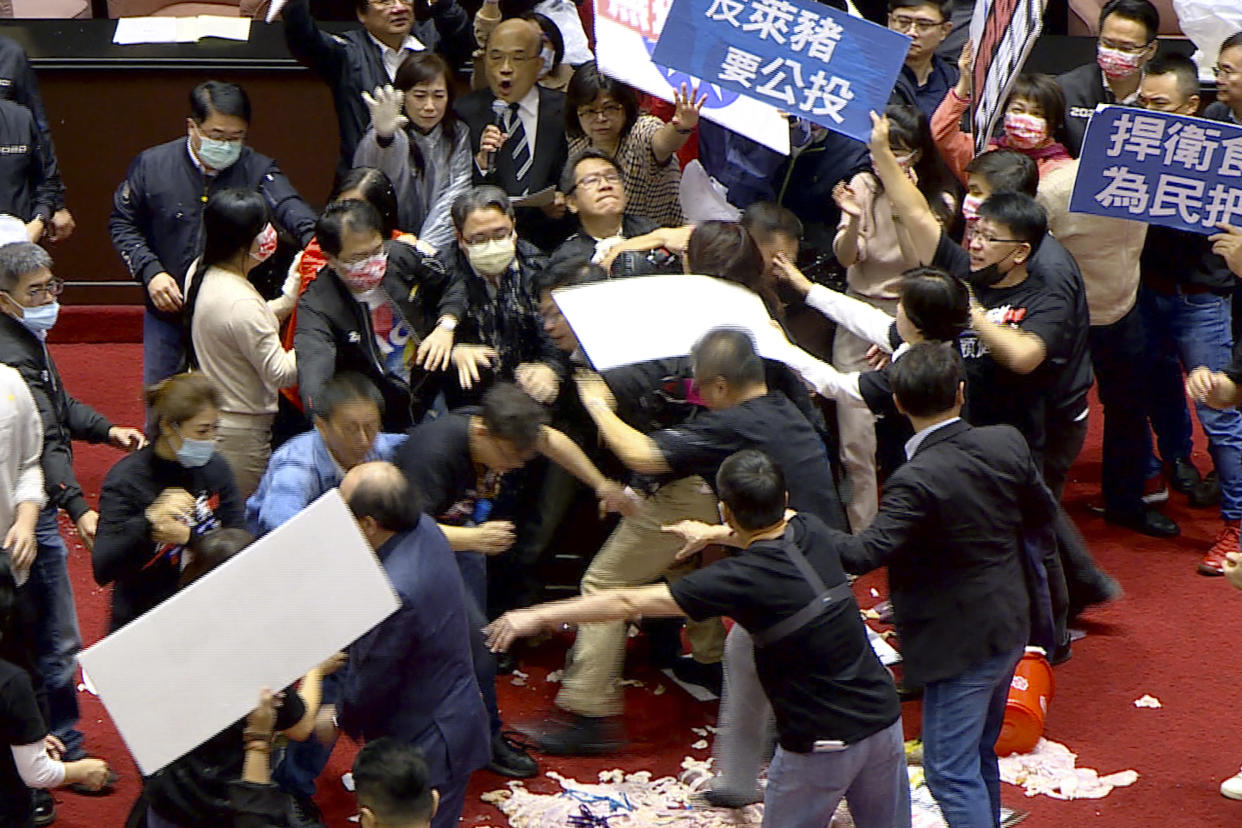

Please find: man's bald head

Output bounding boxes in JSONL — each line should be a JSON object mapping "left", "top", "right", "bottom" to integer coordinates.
{"left": 342, "top": 462, "right": 421, "bottom": 534}
{"left": 485, "top": 19, "right": 544, "bottom": 103}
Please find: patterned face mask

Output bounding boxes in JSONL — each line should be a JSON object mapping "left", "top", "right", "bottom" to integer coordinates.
{"left": 340, "top": 251, "right": 388, "bottom": 292}
{"left": 1097, "top": 44, "right": 1145, "bottom": 80}
{"left": 1003, "top": 112, "right": 1048, "bottom": 150}
{"left": 251, "top": 223, "right": 278, "bottom": 263}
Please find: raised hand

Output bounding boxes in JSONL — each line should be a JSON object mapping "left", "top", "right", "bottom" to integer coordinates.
{"left": 361, "top": 85, "right": 409, "bottom": 140}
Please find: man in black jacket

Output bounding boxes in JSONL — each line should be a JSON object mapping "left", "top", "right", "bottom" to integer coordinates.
{"left": 0, "top": 242, "right": 145, "bottom": 766}
{"left": 548, "top": 150, "right": 683, "bottom": 276}
{"left": 440, "top": 186, "right": 564, "bottom": 409}
{"left": 294, "top": 199, "right": 465, "bottom": 432}
{"left": 0, "top": 97, "right": 58, "bottom": 245}
{"left": 0, "top": 34, "right": 73, "bottom": 242}
{"left": 1055, "top": 0, "right": 1160, "bottom": 157}
{"left": 835, "top": 342, "right": 1056, "bottom": 828}
{"left": 281, "top": 0, "right": 473, "bottom": 182}
{"left": 109, "top": 81, "right": 317, "bottom": 389}
{"left": 455, "top": 18, "right": 573, "bottom": 252}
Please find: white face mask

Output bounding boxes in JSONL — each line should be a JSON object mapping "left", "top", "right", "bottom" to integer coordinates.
{"left": 465, "top": 236, "right": 516, "bottom": 276}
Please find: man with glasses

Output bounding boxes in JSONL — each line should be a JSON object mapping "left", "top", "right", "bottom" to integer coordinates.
{"left": 888, "top": 0, "right": 957, "bottom": 120}
{"left": 282, "top": 0, "right": 473, "bottom": 182}
{"left": 455, "top": 18, "right": 573, "bottom": 252}
{"left": 1055, "top": 0, "right": 1160, "bottom": 156}
{"left": 1205, "top": 31, "right": 1242, "bottom": 125}
{"left": 0, "top": 242, "right": 145, "bottom": 792}
{"left": 295, "top": 199, "right": 465, "bottom": 432}
{"left": 439, "top": 185, "right": 564, "bottom": 408}
{"left": 549, "top": 150, "right": 684, "bottom": 275}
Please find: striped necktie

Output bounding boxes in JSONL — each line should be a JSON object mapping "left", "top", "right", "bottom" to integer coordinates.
{"left": 503, "top": 102, "right": 533, "bottom": 187}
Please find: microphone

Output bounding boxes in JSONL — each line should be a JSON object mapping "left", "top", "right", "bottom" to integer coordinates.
{"left": 487, "top": 98, "right": 508, "bottom": 176}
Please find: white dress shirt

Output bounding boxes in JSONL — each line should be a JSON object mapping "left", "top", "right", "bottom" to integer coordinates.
{"left": 368, "top": 32, "right": 426, "bottom": 81}
{"left": 905, "top": 416, "right": 961, "bottom": 460}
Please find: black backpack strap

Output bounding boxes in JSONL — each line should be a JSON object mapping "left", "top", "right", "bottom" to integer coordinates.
{"left": 751, "top": 534, "right": 854, "bottom": 649}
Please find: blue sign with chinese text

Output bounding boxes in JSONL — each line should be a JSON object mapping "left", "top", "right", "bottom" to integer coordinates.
{"left": 1069, "top": 105, "right": 1242, "bottom": 236}
{"left": 650, "top": 0, "right": 910, "bottom": 142}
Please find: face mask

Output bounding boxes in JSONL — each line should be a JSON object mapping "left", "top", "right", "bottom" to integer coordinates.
{"left": 871, "top": 152, "right": 916, "bottom": 180}
{"left": 967, "top": 245, "right": 1019, "bottom": 289}
{"left": 174, "top": 431, "right": 215, "bottom": 468}
{"left": 1097, "top": 44, "right": 1145, "bottom": 80}
{"left": 539, "top": 46, "right": 556, "bottom": 79}
{"left": 340, "top": 251, "right": 388, "bottom": 293}
{"left": 251, "top": 223, "right": 278, "bottom": 263}
{"left": 466, "top": 236, "right": 517, "bottom": 277}
{"left": 962, "top": 193, "right": 983, "bottom": 222}
{"left": 18, "top": 300, "right": 59, "bottom": 338}
{"left": 196, "top": 135, "right": 243, "bottom": 170}
{"left": 1003, "top": 112, "right": 1048, "bottom": 150}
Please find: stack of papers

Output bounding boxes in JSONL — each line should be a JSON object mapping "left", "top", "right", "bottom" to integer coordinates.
{"left": 113, "top": 15, "right": 252, "bottom": 45}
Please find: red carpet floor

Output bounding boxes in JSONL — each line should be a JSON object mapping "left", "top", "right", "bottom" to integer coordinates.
{"left": 39, "top": 341, "right": 1242, "bottom": 828}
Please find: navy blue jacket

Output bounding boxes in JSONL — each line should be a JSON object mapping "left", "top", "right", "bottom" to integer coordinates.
{"left": 109, "top": 139, "right": 317, "bottom": 325}
{"left": 0, "top": 35, "right": 65, "bottom": 210}
{"left": 282, "top": 0, "right": 473, "bottom": 181}
{"left": 338, "top": 516, "right": 489, "bottom": 785}
{"left": 0, "top": 98, "right": 57, "bottom": 224}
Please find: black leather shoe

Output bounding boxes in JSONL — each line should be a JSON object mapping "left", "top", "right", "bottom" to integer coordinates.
{"left": 1104, "top": 508, "right": 1180, "bottom": 538}
{"left": 495, "top": 651, "right": 517, "bottom": 675}
{"left": 32, "top": 790, "right": 55, "bottom": 826}
{"left": 1069, "top": 573, "right": 1124, "bottom": 621}
{"left": 1189, "top": 471, "right": 1221, "bottom": 508}
{"left": 695, "top": 788, "right": 763, "bottom": 808}
{"left": 489, "top": 731, "right": 538, "bottom": 778}
{"left": 1166, "top": 457, "right": 1202, "bottom": 494}
{"left": 535, "top": 715, "right": 624, "bottom": 756}
{"left": 670, "top": 655, "right": 723, "bottom": 697}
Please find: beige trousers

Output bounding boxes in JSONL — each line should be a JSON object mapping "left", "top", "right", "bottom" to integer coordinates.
{"left": 833, "top": 294, "right": 899, "bottom": 532}
{"left": 555, "top": 475, "right": 724, "bottom": 717}
{"left": 214, "top": 412, "right": 274, "bottom": 500}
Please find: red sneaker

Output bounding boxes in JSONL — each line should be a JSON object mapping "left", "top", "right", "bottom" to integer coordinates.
{"left": 1199, "top": 520, "right": 1241, "bottom": 576}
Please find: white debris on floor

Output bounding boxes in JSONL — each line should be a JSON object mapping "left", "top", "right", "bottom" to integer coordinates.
{"left": 1132, "top": 694, "right": 1162, "bottom": 709}
{"left": 999, "top": 738, "right": 1139, "bottom": 800}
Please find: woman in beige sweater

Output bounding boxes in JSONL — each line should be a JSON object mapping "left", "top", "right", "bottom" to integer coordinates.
{"left": 186, "top": 188, "right": 297, "bottom": 498}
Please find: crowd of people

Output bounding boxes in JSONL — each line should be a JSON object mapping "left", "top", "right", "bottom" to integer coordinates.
{"left": 3, "top": 0, "right": 1242, "bottom": 826}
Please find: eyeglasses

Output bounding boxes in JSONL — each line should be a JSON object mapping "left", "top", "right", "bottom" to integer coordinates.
{"left": 1099, "top": 37, "right": 1152, "bottom": 54}
{"left": 577, "top": 102, "right": 625, "bottom": 121}
{"left": 487, "top": 51, "right": 539, "bottom": 65}
{"left": 1215, "top": 64, "right": 1240, "bottom": 78}
{"left": 463, "top": 228, "right": 513, "bottom": 245}
{"left": 19, "top": 279, "right": 64, "bottom": 301}
{"left": 572, "top": 170, "right": 623, "bottom": 192}
{"left": 889, "top": 14, "right": 945, "bottom": 34}
{"left": 973, "top": 234, "right": 1025, "bottom": 246}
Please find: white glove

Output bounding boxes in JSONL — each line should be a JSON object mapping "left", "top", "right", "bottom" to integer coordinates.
{"left": 361, "top": 85, "right": 408, "bottom": 141}
{"left": 283, "top": 250, "right": 304, "bottom": 299}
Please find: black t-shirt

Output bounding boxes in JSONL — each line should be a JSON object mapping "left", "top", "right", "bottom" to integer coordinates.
{"left": 1027, "top": 235, "right": 1092, "bottom": 420}
{"left": 933, "top": 232, "right": 1086, "bottom": 458}
{"left": 651, "top": 392, "right": 846, "bottom": 530}
{"left": 669, "top": 515, "right": 899, "bottom": 751}
{"left": 0, "top": 660, "right": 45, "bottom": 827}
{"left": 396, "top": 412, "right": 479, "bottom": 520}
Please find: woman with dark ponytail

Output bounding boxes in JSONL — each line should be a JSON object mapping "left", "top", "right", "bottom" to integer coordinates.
{"left": 185, "top": 188, "right": 297, "bottom": 497}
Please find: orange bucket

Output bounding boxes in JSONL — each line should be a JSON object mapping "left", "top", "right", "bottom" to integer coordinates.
{"left": 994, "top": 647, "right": 1055, "bottom": 757}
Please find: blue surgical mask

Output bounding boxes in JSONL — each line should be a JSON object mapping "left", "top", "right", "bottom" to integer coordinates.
{"left": 174, "top": 430, "right": 215, "bottom": 468}
{"left": 196, "top": 136, "right": 242, "bottom": 170}
{"left": 19, "top": 300, "right": 59, "bottom": 339}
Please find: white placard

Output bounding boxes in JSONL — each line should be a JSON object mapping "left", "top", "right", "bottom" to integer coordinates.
{"left": 593, "top": 0, "right": 790, "bottom": 155}
{"left": 552, "top": 274, "right": 804, "bottom": 371}
{"left": 79, "top": 490, "right": 400, "bottom": 776}
{"left": 113, "top": 16, "right": 251, "bottom": 45}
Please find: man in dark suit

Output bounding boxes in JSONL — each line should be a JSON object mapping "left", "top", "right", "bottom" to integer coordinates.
{"left": 282, "top": 0, "right": 473, "bottom": 181}
{"left": 834, "top": 342, "right": 1058, "bottom": 828}
{"left": 454, "top": 18, "right": 573, "bottom": 252}
{"left": 333, "top": 461, "right": 490, "bottom": 828}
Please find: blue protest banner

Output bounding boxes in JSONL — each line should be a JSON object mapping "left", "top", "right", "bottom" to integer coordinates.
{"left": 1069, "top": 104, "right": 1242, "bottom": 235}
{"left": 650, "top": 0, "right": 910, "bottom": 142}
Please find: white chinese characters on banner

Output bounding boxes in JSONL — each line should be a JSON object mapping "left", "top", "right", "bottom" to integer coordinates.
{"left": 705, "top": 0, "right": 851, "bottom": 122}
{"left": 1092, "top": 112, "right": 1242, "bottom": 230}
{"left": 594, "top": 0, "right": 791, "bottom": 153}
